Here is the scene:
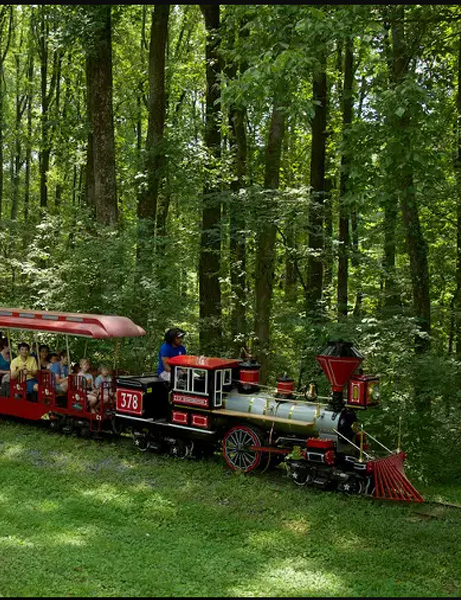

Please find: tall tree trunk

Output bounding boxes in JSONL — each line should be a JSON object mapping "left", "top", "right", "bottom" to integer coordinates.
{"left": 156, "top": 7, "right": 192, "bottom": 238}
{"left": 229, "top": 104, "right": 248, "bottom": 345}
{"left": 391, "top": 7, "right": 431, "bottom": 353}
{"left": 306, "top": 54, "right": 328, "bottom": 317}
{"left": 381, "top": 11, "right": 400, "bottom": 312}
{"left": 85, "top": 68, "right": 96, "bottom": 213}
{"left": 382, "top": 197, "right": 399, "bottom": 309}
{"left": 199, "top": 5, "right": 222, "bottom": 354}
{"left": 0, "top": 66, "right": 4, "bottom": 222}
{"left": 11, "top": 46, "right": 27, "bottom": 221}
{"left": 285, "top": 218, "right": 297, "bottom": 303}
{"left": 337, "top": 37, "right": 354, "bottom": 319}
{"left": 24, "top": 50, "right": 33, "bottom": 222}
{"left": 455, "top": 33, "right": 461, "bottom": 358}
{"left": 86, "top": 5, "right": 118, "bottom": 226}
{"left": 36, "top": 6, "right": 58, "bottom": 210}
{"left": 0, "top": 7, "right": 12, "bottom": 221}
{"left": 351, "top": 212, "right": 362, "bottom": 316}
{"left": 54, "top": 54, "right": 63, "bottom": 209}
{"left": 226, "top": 17, "right": 249, "bottom": 348}
{"left": 137, "top": 5, "right": 169, "bottom": 225}
{"left": 322, "top": 178, "right": 333, "bottom": 307}
{"left": 254, "top": 100, "right": 286, "bottom": 383}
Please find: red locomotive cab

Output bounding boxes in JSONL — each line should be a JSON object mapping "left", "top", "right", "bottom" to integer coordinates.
{"left": 168, "top": 355, "right": 240, "bottom": 411}
{"left": 347, "top": 374, "right": 380, "bottom": 409}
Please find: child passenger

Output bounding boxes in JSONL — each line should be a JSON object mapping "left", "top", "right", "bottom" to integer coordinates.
{"left": 94, "top": 364, "right": 114, "bottom": 411}
{"left": 49, "top": 353, "right": 68, "bottom": 394}
{"left": 59, "top": 351, "right": 69, "bottom": 377}
{"left": 77, "top": 358, "right": 97, "bottom": 413}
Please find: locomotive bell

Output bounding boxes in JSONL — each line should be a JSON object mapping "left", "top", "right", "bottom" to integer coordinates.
{"left": 316, "top": 341, "right": 363, "bottom": 410}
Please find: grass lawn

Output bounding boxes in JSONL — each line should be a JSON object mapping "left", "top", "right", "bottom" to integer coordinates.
{"left": 0, "top": 419, "right": 460, "bottom": 598}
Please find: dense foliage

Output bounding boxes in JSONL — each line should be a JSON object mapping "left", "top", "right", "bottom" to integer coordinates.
{"left": 0, "top": 5, "right": 460, "bottom": 482}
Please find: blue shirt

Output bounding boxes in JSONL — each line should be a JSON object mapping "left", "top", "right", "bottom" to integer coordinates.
{"left": 157, "top": 342, "right": 186, "bottom": 375}
{"left": 0, "top": 354, "right": 10, "bottom": 371}
{"left": 95, "top": 374, "right": 112, "bottom": 389}
{"left": 50, "top": 362, "right": 63, "bottom": 388}
{"left": 50, "top": 362, "right": 62, "bottom": 378}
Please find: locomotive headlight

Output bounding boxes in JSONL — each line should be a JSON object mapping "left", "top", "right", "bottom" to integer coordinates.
{"left": 368, "top": 383, "right": 380, "bottom": 403}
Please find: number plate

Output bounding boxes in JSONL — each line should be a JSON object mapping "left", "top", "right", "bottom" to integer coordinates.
{"left": 116, "top": 388, "right": 143, "bottom": 415}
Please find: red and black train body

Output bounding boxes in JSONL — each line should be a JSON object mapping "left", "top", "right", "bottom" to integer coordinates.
{"left": 0, "top": 308, "right": 423, "bottom": 503}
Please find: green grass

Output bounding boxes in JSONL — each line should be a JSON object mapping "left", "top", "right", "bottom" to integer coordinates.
{"left": 0, "top": 420, "right": 460, "bottom": 597}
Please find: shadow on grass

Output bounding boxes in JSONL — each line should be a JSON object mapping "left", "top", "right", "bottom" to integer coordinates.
{"left": 0, "top": 421, "right": 460, "bottom": 597}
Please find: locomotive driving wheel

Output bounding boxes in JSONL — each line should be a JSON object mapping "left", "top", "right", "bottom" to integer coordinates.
{"left": 222, "top": 425, "right": 263, "bottom": 473}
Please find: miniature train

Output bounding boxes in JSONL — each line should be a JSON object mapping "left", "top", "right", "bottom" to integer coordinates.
{"left": 0, "top": 308, "right": 424, "bottom": 503}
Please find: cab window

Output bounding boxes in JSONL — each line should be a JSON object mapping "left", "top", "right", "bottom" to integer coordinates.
{"left": 215, "top": 369, "right": 223, "bottom": 407}
{"left": 223, "top": 369, "right": 232, "bottom": 385}
{"left": 174, "top": 367, "right": 208, "bottom": 396}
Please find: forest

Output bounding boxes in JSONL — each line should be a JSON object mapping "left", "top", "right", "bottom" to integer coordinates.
{"left": 0, "top": 4, "right": 460, "bottom": 482}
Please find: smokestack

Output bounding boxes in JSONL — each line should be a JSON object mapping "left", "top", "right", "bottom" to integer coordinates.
{"left": 316, "top": 341, "right": 363, "bottom": 410}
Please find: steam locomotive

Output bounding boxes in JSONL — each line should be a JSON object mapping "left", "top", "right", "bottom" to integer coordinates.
{"left": 114, "top": 341, "right": 423, "bottom": 503}
{"left": 0, "top": 307, "right": 423, "bottom": 503}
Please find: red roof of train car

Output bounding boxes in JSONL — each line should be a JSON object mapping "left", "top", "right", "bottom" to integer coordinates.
{"left": 0, "top": 307, "right": 146, "bottom": 338}
{"left": 168, "top": 355, "right": 240, "bottom": 370}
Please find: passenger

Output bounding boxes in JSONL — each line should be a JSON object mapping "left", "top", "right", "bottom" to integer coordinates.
{"left": 59, "top": 351, "right": 69, "bottom": 378}
{"left": 94, "top": 364, "right": 114, "bottom": 411}
{"left": 10, "top": 342, "right": 38, "bottom": 394}
{"left": 0, "top": 331, "right": 7, "bottom": 349}
{"left": 0, "top": 346, "right": 11, "bottom": 386}
{"left": 38, "top": 344, "right": 50, "bottom": 370}
{"left": 157, "top": 327, "right": 186, "bottom": 382}
{"left": 49, "top": 352, "right": 68, "bottom": 394}
{"left": 77, "top": 358, "right": 97, "bottom": 413}
{"left": 0, "top": 345, "right": 10, "bottom": 381}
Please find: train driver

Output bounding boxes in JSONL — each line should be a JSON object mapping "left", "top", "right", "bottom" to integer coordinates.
{"left": 157, "top": 327, "right": 186, "bottom": 382}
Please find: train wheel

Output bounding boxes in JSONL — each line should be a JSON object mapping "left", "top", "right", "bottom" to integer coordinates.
{"left": 79, "top": 423, "right": 91, "bottom": 438}
{"left": 49, "top": 415, "right": 62, "bottom": 432}
{"left": 222, "top": 425, "right": 263, "bottom": 473}
{"left": 133, "top": 432, "right": 149, "bottom": 452}
{"left": 287, "top": 462, "right": 313, "bottom": 487}
{"left": 169, "top": 439, "right": 194, "bottom": 459}
{"left": 111, "top": 417, "right": 123, "bottom": 436}
{"left": 62, "top": 419, "right": 74, "bottom": 436}
{"left": 339, "top": 476, "right": 366, "bottom": 496}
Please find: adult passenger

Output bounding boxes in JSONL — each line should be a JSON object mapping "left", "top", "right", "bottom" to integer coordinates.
{"left": 157, "top": 327, "right": 186, "bottom": 382}
{"left": 0, "top": 345, "right": 10, "bottom": 381}
{"left": 10, "top": 342, "right": 38, "bottom": 394}
{"left": 38, "top": 344, "right": 50, "bottom": 370}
